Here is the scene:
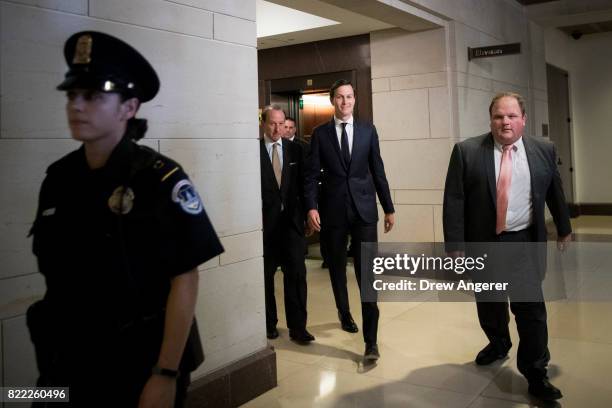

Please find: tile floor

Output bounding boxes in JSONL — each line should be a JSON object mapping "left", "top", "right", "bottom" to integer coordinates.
{"left": 243, "top": 216, "right": 612, "bottom": 408}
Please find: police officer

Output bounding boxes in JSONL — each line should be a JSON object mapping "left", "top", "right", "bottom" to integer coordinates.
{"left": 27, "top": 31, "right": 224, "bottom": 407}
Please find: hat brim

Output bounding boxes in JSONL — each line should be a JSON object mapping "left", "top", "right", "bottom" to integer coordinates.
{"left": 56, "top": 74, "right": 103, "bottom": 91}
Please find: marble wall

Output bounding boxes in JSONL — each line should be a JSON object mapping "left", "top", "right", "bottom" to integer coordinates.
{"left": 0, "top": 0, "right": 263, "bottom": 392}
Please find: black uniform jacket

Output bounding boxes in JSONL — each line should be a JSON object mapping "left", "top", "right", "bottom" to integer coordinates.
{"left": 30, "top": 135, "right": 223, "bottom": 372}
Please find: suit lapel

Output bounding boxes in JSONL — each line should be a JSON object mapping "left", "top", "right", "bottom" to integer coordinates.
{"left": 327, "top": 119, "right": 347, "bottom": 172}
{"left": 484, "top": 133, "right": 497, "bottom": 207}
{"left": 260, "top": 139, "right": 280, "bottom": 192}
{"left": 280, "top": 139, "right": 290, "bottom": 198}
{"left": 522, "top": 135, "right": 539, "bottom": 204}
{"left": 349, "top": 121, "right": 362, "bottom": 173}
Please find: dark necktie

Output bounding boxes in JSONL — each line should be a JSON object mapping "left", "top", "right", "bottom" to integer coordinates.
{"left": 341, "top": 122, "right": 350, "bottom": 167}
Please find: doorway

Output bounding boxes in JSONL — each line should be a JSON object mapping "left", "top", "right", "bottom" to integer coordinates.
{"left": 546, "top": 63, "right": 575, "bottom": 209}
{"left": 265, "top": 70, "right": 357, "bottom": 141}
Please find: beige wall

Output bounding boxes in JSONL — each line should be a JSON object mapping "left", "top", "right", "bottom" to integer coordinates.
{"left": 545, "top": 28, "right": 612, "bottom": 204}
{"left": 371, "top": 27, "right": 449, "bottom": 243}
{"left": 0, "top": 0, "right": 263, "bottom": 389}
{"left": 370, "top": 0, "right": 551, "bottom": 242}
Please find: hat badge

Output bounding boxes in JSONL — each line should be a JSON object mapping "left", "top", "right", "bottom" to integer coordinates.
{"left": 73, "top": 34, "right": 93, "bottom": 65}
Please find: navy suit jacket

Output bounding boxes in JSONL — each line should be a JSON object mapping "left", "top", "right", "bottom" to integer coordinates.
{"left": 304, "top": 119, "right": 394, "bottom": 227}
{"left": 443, "top": 133, "right": 572, "bottom": 250}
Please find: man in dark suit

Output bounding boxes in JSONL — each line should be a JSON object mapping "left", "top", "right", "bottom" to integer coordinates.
{"left": 305, "top": 79, "right": 395, "bottom": 361}
{"left": 283, "top": 116, "right": 310, "bottom": 158}
{"left": 260, "top": 105, "right": 314, "bottom": 343}
{"left": 443, "top": 92, "right": 572, "bottom": 401}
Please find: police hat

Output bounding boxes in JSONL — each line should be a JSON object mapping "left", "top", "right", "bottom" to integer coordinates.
{"left": 57, "top": 31, "right": 160, "bottom": 102}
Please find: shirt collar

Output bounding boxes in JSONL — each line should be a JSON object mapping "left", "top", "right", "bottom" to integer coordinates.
{"left": 334, "top": 116, "right": 354, "bottom": 126}
{"left": 263, "top": 134, "right": 282, "bottom": 148}
{"left": 493, "top": 135, "right": 523, "bottom": 153}
{"left": 88, "top": 134, "right": 134, "bottom": 181}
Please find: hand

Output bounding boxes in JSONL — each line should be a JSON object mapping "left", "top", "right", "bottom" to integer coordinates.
{"left": 307, "top": 209, "right": 321, "bottom": 232}
{"left": 446, "top": 250, "right": 465, "bottom": 258}
{"left": 138, "top": 374, "right": 176, "bottom": 408}
{"left": 557, "top": 233, "right": 572, "bottom": 252}
{"left": 305, "top": 224, "right": 314, "bottom": 237}
{"left": 384, "top": 213, "right": 395, "bottom": 233}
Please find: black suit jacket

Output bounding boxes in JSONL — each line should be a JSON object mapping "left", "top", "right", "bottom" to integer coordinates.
{"left": 305, "top": 119, "right": 394, "bottom": 227}
{"left": 260, "top": 139, "right": 305, "bottom": 251}
{"left": 443, "top": 133, "right": 571, "bottom": 249}
{"left": 292, "top": 137, "right": 310, "bottom": 161}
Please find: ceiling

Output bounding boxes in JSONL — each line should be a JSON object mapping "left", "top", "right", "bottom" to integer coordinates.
{"left": 525, "top": 0, "right": 612, "bottom": 37}
{"left": 256, "top": 0, "right": 439, "bottom": 49}
{"left": 515, "top": 0, "right": 558, "bottom": 5}
{"left": 256, "top": 0, "right": 612, "bottom": 50}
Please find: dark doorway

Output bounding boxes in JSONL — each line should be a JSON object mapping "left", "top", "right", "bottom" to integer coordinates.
{"left": 258, "top": 33, "right": 373, "bottom": 124}
{"left": 268, "top": 71, "right": 354, "bottom": 141}
{"left": 546, "top": 63, "right": 575, "bottom": 207}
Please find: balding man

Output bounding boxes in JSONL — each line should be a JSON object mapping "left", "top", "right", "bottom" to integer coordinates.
{"left": 260, "top": 105, "right": 314, "bottom": 343}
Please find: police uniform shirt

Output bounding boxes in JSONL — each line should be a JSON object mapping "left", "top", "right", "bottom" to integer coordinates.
{"left": 32, "top": 134, "right": 224, "bottom": 324}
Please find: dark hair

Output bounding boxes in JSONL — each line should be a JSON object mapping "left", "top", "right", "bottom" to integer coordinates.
{"left": 125, "top": 118, "right": 148, "bottom": 141}
{"left": 489, "top": 92, "right": 526, "bottom": 117}
{"left": 285, "top": 116, "right": 296, "bottom": 124}
{"left": 261, "top": 104, "right": 285, "bottom": 123}
{"left": 329, "top": 79, "right": 353, "bottom": 100}
{"left": 119, "top": 92, "right": 148, "bottom": 141}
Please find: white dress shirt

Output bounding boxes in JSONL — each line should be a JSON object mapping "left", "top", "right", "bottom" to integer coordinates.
{"left": 264, "top": 134, "right": 283, "bottom": 169}
{"left": 494, "top": 136, "right": 532, "bottom": 231}
{"left": 334, "top": 116, "right": 354, "bottom": 155}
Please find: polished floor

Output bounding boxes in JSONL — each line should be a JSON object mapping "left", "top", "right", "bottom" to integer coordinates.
{"left": 243, "top": 217, "right": 612, "bottom": 408}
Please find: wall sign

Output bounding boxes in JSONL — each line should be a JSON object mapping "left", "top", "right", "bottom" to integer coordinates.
{"left": 468, "top": 43, "right": 521, "bottom": 61}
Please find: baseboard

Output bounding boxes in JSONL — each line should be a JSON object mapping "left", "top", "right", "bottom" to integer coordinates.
{"left": 571, "top": 203, "right": 612, "bottom": 216}
{"left": 186, "top": 346, "right": 277, "bottom": 407}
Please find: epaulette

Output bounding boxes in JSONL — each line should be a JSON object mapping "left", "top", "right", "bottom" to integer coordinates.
{"left": 134, "top": 144, "right": 182, "bottom": 183}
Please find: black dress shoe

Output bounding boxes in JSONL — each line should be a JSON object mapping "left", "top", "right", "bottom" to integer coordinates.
{"left": 528, "top": 378, "right": 563, "bottom": 401}
{"left": 266, "top": 328, "right": 279, "bottom": 339}
{"left": 321, "top": 261, "right": 328, "bottom": 269}
{"left": 475, "top": 343, "right": 509, "bottom": 365}
{"left": 338, "top": 312, "right": 359, "bottom": 333}
{"left": 289, "top": 329, "right": 315, "bottom": 343}
{"left": 364, "top": 343, "right": 380, "bottom": 361}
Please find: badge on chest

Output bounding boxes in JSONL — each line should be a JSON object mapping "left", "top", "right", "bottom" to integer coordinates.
{"left": 108, "top": 186, "right": 135, "bottom": 215}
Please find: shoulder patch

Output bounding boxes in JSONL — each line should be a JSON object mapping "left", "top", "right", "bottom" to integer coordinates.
{"left": 171, "top": 179, "right": 203, "bottom": 215}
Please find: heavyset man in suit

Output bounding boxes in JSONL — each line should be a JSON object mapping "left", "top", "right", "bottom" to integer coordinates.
{"left": 305, "top": 79, "right": 395, "bottom": 361}
{"left": 260, "top": 105, "right": 314, "bottom": 343}
{"left": 443, "top": 92, "right": 572, "bottom": 401}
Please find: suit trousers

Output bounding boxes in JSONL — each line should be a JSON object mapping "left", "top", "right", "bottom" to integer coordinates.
{"left": 263, "top": 217, "right": 308, "bottom": 332}
{"left": 475, "top": 227, "right": 550, "bottom": 381}
{"left": 322, "top": 197, "right": 379, "bottom": 345}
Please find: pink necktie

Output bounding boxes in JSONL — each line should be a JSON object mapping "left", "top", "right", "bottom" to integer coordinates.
{"left": 496, "top": 144, "right": 513, "bottom": 234}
